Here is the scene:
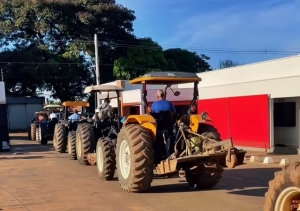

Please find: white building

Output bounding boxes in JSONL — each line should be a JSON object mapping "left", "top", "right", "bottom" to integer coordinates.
{"left": 100, "top": 54, "right": 300, "bottom": 152}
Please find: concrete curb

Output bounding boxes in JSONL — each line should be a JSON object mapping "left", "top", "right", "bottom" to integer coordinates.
{"left": 247, "top": 155, "right": 291, "bottom": 166}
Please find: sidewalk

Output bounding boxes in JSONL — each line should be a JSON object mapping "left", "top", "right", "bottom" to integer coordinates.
{"left": 245, "top": 150, "right": 300, "bottom": 165}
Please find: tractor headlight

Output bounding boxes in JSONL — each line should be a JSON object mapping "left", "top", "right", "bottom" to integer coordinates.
{"left": 201, "top": 112, "right": 209, "bottom": 120}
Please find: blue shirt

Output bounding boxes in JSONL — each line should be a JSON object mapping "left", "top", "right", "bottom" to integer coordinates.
{"left": 151, "top": 100, "right": 176, "bottom": 113}
{"left": 68, "top": 113, "right": 80, "bottom": 122}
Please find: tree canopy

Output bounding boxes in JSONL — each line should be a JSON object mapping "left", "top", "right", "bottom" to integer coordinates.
{"left": 163, "top": 48, "right": 212, "bottom": 73}
{"left": 0, "top": 0, "right": 136, "bottom": 101}
{"left": 218, "top": 59, "right": 244, "bottom": 69}
{"left": 113, "top": 38, "right": 169, "bottom": 79}
{"left": 0, "top": 0, "right": 240, "bottom": 101}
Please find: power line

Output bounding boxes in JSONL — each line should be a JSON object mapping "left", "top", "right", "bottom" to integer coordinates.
{"left": 0, "top": 61, "right": 180, "bottom": 72}
{"left": 2, "top": 37, "right": 300, "bottom": 55}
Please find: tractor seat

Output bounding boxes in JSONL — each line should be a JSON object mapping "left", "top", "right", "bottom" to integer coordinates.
{"left": 150, "top": 111, "right": 176, "bottom": 132}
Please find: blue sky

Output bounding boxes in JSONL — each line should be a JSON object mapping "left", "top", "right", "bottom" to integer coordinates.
{"left": 117, "top": 0, "right": 300, "bottom": 69}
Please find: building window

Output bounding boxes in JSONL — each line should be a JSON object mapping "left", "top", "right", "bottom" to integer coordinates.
{"left": 274, "top": 102, "right": 296, "bottom": 127}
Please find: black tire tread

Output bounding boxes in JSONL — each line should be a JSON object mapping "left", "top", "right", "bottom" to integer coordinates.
{"left": 55, "top": 124, "right": 66, "bottom": 153}
{"left": 30, "top": 123, "right": 37, "bottom": 141}
{"left": 97, "top": 138, "right": 116, "bottom": 180}
{"left": 68, "top": 131, "right": 77, "bottom": 160}
{"left": 77, "top": 123, "right": 95, "bottom": 165}
{"left": 116, "top": 124, "right": 154, "bottom": 192}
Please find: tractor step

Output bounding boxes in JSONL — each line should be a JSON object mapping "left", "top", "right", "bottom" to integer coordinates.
{"left": 87, "top": 153, "right": 96, "bottom": 165}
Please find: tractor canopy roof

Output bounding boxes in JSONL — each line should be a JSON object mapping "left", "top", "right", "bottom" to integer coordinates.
{"left": 84, "top": 85, "right": 124, "bottom": 93}
{"left": 62, "top": 101, "right": 90, "bottom": 107}
{"left": 43, "top": 104, "right": 63, "bottom": 109}
{"left": 35, "top": 111, "right": 49, "bottom": 114}
{"left": 130, "top": 71, "right": 202, "bottom": 85}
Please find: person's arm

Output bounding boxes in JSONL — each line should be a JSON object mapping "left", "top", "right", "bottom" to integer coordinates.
{"left": 172, "top": 104, "right": 176, "bottom": 113}
{"left": 151, "top": 102, "right": 156, "bottom": 113}
{"left": 68, "top": 114, "right": 73, "bottom": 120}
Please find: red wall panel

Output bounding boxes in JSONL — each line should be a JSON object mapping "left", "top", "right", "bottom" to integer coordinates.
{"left": 198, "top": 94, "right": 270, "bottom": 149}
{"left": 198, "top": 98, "right": 230, "bottom": 140}
{"left": 228, "top": 94, "right": 269, "bottom": 148}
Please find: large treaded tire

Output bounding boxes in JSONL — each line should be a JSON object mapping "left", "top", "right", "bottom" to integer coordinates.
{"left": 68, "top": 131, "right": 77, "bottom": 160}
{"left": 54, "top": 124, "right": 67, "bottom": 153}
{"left": 264, "top": 162, "right": 300, "bottom": 211}
{"left": 76, "top": 123, "right": 95, "bottom": 165}
{"left": 39, "top": 126, "right": 48, "bottom": 145}
{"left": 96, "top": 137, "right": 116, "bottom": 181}
{"left": 30, "top": 123, "right": 37, "bottom": 141}
{"left": 116, "top": 124, "right": 154, "bottom": 192}
{"left": 186, "top": 164, "right": 223, "bottom": 189}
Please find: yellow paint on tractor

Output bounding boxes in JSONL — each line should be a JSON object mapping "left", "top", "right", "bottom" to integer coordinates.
{"left": 130, "top": 76, "right": 201, "bottom": 85}
{"left": 123, "top": 115, "right": 157, "bottom": 139}
{"left": 62, "top": 101, "right": 90, "bottom": 107}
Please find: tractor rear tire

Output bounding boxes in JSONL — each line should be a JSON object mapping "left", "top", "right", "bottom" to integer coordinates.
{"left": 55, "top": 124, "right": 67, "bottom": 153}
{"left": 68, "top": 131, "right": 77, "bottom": 160}
{"left": 30, "top": 123, "right": 37, "bottom": 141}
{"left": 36, "top": 127, "right": 40, "bottom": 142}
{"left": 116, "top": 124, "right": 154, "bottom": 192}
{"left": 39, "top": 126, "right": 48, "bottom": 145}
{"left": 264, "top": 162, "right": 300, "bottom": 211}
{"left": 186, "top": 164, "right": 223, "bottom": 189}
{"left": 96, "top": 137, "right": 116, "bottom": 181}
{"left": 76, "top": 123, "right": 95, "bottom": 165}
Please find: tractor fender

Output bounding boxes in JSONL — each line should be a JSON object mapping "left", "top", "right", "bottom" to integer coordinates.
{"left": 189, "top": 113, "right": 212, "bottom": 133}
{"left": 123, "top": 115, "right": 157, "bottom": 140}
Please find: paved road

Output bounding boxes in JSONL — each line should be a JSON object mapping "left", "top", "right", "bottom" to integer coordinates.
{"left": 0, "top": 134, "right": 281, "bottom": 211}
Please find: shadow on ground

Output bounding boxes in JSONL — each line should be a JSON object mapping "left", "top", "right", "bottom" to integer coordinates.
{"left": 0, "top": 155, "right": 47, "bottom": 160}
{"left": 147, "top": 167, "right": 281, "bottom": 197}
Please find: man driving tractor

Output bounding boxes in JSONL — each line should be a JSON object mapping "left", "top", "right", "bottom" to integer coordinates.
{"left": 68, "top": 109, "right": 81, "bottom": 122}
{"left": 151, "top": 90, "right": 176, "bottom": 113}
{"left": 94, "top": 98, "right": 113, "bottom": 121}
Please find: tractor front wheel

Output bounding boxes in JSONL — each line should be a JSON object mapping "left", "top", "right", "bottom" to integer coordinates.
{"left": 76, "top": 123, "right": 95, "bottom": 165}
{"left": 68, "top": 131, "right": 77, "bottom": 160}
{"left": 264, "top": 162, "right": 300, "bottom": 211}
{"left": 96, "top": 137, "right": 116, "bottom": 181}
{"left": 54, "top": 124, "right": 67, "bottom": 153}
{"left": 116, "top": 124, "right": 154, "bottom": 192}
{"left": 30, "top": 123, "right": 37, "bottom": 141}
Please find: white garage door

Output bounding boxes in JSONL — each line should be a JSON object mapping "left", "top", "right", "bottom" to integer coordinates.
{"left": 8, "top": 103, "right": 43, "bottom": 130}
{"left": 8, "top": 104, "right": 27, "bottom": 130}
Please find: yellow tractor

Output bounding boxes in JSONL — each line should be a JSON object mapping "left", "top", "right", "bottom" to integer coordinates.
{"left": 264, "top": 163, "right": 300, "bottom": 211}
{"left": 94, "top": 71, "right": 246, "bottom": 192}
{"left": 53, "top": 101, "right": 90, "bottom": 155}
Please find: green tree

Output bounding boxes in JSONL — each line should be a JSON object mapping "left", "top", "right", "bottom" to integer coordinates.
{"left": 163, "top": 48, "right": 212, "bottom": 73}
{"left": 0, "top": 0, "right": 136, "bottom": 100}
{"left": 218, "top": 59, "right": 244, "bottom": 69}
{"left": 113, "top": 38, "right": 169, "bottom": 79}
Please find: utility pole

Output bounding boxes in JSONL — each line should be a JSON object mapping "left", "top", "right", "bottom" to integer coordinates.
{"left": 94, "top": 34, "right": 100, "bottom": 110}
{"left": 94, "top": 34, "right": 100, "bottom": 85}
{"left": 1, "top": 69, "right": 3, "bottom": 81}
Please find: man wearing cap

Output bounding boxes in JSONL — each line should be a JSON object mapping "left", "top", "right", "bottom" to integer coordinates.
{"left": 151, "top": 90, "right": 176, "bottom": 113}
{"left": 97, "top": 98, "right": 113, "bottom": 121}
